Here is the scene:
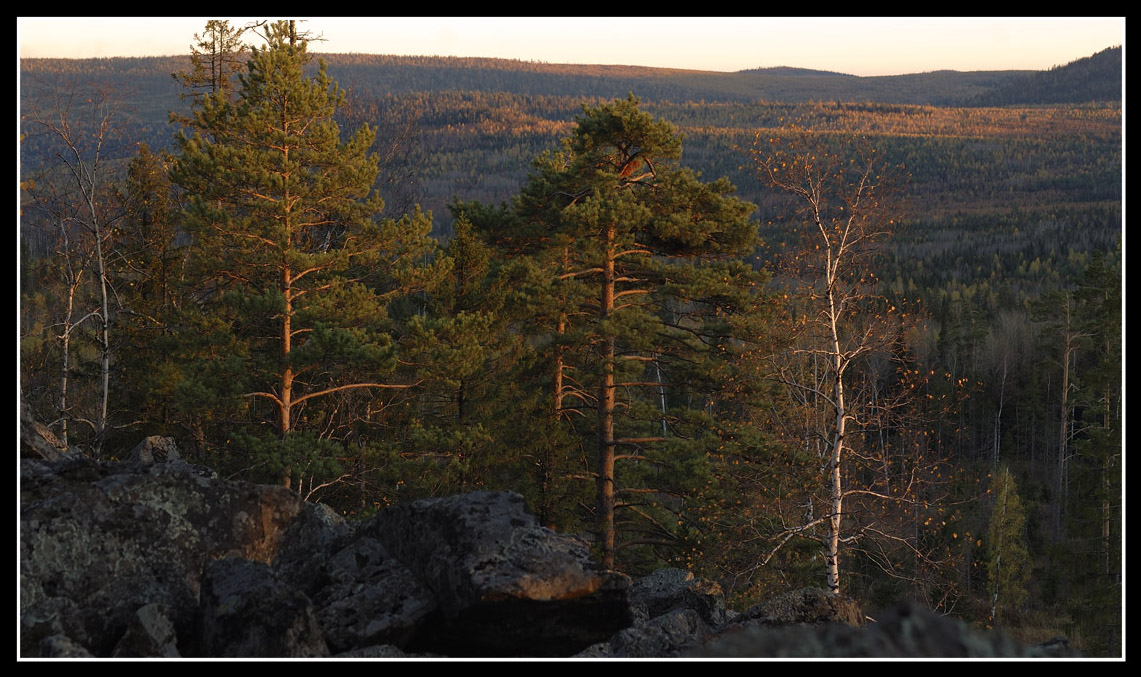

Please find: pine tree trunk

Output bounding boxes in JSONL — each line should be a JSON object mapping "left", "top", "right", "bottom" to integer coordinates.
{"left": 597, "top": 222, "right": 617, "bottom": 570}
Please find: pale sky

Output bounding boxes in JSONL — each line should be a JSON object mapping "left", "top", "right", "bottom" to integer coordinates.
{"left": 17, "top": 17, "right": 1124, "bottom": 77}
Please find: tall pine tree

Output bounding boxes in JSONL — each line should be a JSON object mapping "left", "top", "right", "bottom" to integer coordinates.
{"left": 171, "top": 21, "right": 437, "bottom": 493}
{"left": 505, "top": 95, "right": 761, "bottom": 570}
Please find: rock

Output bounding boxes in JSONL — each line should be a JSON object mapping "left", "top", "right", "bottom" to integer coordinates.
{"left": 38, "top": 634, "right": 95, "bottom": 658}
{"left": 363, "top": 490, "right": 632, "bottom": 656}
{"left": 628, "top": 567, "right": 734, "bottom": 628}
{"left": 311, "top": 536, "right": 437, "bottom": 653}
{"left": 112, "top": 603, "right": 180, "bottom": 657}
{"left": 578, "top": 607, "right": 713, "bottom": 657}
{"left": 577, "top": 568, "right": 734, "bottom": 657}
{"left": 20, "top": 455, "right": 326, "bottom": 657}
{"left": 737, "top": 586, "right": 865, "bottom": 627}
{"left": 125, "top": 436, "right": 182, "bottom": 464}
{"left": 20, "top": 455, "right": 634, "bottom": 658}
{"left": 20, "top": 406, "right": 75, "bottom": 461}
{"left": 24, "top": 443, "right": 1070, "bottom": 659}
{"left": 198, "top": 557, "right": 329, "bottom": 658}
{"left": 271, "top": 500, "right": 351, "bottom": 596}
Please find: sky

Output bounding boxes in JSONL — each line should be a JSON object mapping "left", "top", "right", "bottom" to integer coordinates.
{"left": 17, "top": 17, "right": 1124, "bottom": 77}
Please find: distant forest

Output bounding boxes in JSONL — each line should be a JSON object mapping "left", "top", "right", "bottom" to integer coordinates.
{"left": 19, "top": 28, "right": 1122, "bottom": 657}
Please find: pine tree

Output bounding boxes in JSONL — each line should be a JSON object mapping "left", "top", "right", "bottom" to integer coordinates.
{"left": 171, "top": 21, "right": 437, "bottom": 493}
{"left": 392, "top": 213, "right": 531, "bottom": 497}
{"left": 173, "top": 20, "right": 250, "bottom": 105}
{"left": 507, "top": 95, "right": 761, "bottom": 570}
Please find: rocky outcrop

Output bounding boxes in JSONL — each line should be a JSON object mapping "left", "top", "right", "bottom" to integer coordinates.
{"left": 20, "top": 455, "right": 313, "bottom": 656}
{"left": 19, "top": 450, "right": 1078, "bottom": 658}
{"left": 19, "top": 454, "right": 630, "bottom": 658}
{"left": 576, "top": 567, "right": 734, "bottom": 657}
{"left": 198, "top": 557, "right": 330, "bottom": 657}
{"left": 125, "top": 435, "right": 183, "bottom": 465}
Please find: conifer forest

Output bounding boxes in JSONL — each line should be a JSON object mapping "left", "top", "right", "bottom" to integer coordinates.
{"left": 19, "top": 21, "right": 1122, "bottom": 656}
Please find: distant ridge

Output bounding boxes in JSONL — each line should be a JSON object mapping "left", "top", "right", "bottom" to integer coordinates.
{"left": 737, "top": 66, "right": 855, "bottom": 77}
{"left": 20, "top": 47, "right": 1118, "bottom": 108}
{"left": 962, "top": 46, "right": 1121, "bottom": 106}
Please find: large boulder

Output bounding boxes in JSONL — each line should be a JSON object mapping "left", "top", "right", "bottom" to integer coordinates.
{"left": 125, "top": 436, "right": 182, "bottom": 465}
{"left": 627, "top": 567, "right": 734, "bottom": 627}
{"left": 576, "top": 567, "right": 733, "bottom": 657}
{"left": 20, "top": 406, "right": 76, "bottom": 461}
{"left": 577, "top": 607, "right": 713, "bottom": 658}
{"left": 362, "top": 491, "right": 633, "bottom": 656}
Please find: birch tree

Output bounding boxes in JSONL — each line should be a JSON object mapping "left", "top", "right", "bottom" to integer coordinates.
{"left": 22, "top": 87, "right": 121, "bottom": 454}
{"left": 750, "top": 126, "right": 920, "bottom": 595}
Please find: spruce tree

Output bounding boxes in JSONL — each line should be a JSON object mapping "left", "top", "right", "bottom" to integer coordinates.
{"left": 171, "top": 21, "right": 436, "bottom": 493}
{"left": 111, "top": 143, "right": 181, "bottom": 437}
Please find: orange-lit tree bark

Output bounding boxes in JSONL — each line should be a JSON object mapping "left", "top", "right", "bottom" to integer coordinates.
{"left": 750, "top": 127, "right": 923, "bottom": 595}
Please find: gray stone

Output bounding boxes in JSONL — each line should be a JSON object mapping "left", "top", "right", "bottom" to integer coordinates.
{"left": 737, "top": 586, "right": 865, "bottom": 627}
{"left": 126, "top": 436, "right": 182, "bottom": 464}
{"left": 312, "top": 536, "right": 437, "bottom": 653}
{"left": 628, "top": 567, "right": 734, "bottom": 628}
{"left": 38, "top": 634, "right": 95, "bottom": 658}
{"left": 198, "top": 557, "right": 329, "bottom": 658}
{"left": 20, "top": 455, "right": 324, "bottom": 657}
{"left": 577, "top": 607, "right": 712, "bottom": 657}
{"left": 20, "top": 406, "right": 76, "bottom": 461}
{"left": 112, "top": 603, "right": 180, "bottom": 657}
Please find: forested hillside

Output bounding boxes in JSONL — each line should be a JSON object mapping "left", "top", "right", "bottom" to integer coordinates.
{"left": 963, "top": 46, "right": 1123, "bottom": 106}
{"left": 19, "top": 22, "right": 1122, "bottom": 657}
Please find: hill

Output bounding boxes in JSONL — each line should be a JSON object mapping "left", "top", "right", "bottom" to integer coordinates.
{"left": 16, "top": 53, "right": 1039, "bottom": 107}
{"left": 961, "top": 46, "right": 1122, "bottom": 106}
